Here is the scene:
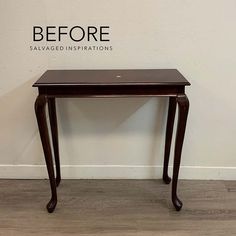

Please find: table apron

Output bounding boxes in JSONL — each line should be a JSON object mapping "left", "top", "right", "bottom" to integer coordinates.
{"left": 38, "top": 85, "right": 185, "bottom": 97}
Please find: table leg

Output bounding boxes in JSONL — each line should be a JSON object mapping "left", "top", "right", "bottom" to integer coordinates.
{"left": 48, "top": 97, "right": 61, "bottom": 187}
{"left": 163, "top": 97, "right": 177, "bottom": 184}
{"left": 172, "top": 94, "right": 189, "bottom": 211}
{"left": 35, "top": 95, "right": 57, "bottom": 213}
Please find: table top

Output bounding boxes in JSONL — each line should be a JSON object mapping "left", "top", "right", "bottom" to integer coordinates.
{"left": 33, "top": 69, "right": 190, "bottom": 87}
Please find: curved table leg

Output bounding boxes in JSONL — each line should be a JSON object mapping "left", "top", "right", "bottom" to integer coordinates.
{"left": 163, "top": 97, "right": 177, "bottom": 184}
{"left": 48, "top": 97, "right": 61, "bottom": 187}
{"left": 172, "top": 94, "right": 189, "bottom": 211}
{"left": 35, "top": 95, "right": 57, "bottom": 213}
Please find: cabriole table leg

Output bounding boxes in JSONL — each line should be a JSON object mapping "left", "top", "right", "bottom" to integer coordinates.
{"left": 172, "top": 94, "right": 189, "bottom": 211}
{"left": 163, "top": 97, "right": 177, "bottom": 184}
{"left": 35, "top": 95, "right": 57, "bottom": 213}
{"left": 48, "top": 97, "right": 61, "bottom": 187}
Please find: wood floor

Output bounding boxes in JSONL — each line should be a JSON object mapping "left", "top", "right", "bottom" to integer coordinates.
{"left": 0, "top": 180, "right": 236, "bottom": 235}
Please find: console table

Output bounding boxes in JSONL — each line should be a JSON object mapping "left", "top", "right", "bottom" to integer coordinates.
{"left": 33, "top": 69, "right": 190, "bottom": 213}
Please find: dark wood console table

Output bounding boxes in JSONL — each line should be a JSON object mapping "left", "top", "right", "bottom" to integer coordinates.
{"left": 33, "top": 69, "right": 190, "bottom": 213}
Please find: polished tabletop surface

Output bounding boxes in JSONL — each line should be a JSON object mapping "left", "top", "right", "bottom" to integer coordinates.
{"left": 33, "top": 69, "right": 190, "bottom": 87}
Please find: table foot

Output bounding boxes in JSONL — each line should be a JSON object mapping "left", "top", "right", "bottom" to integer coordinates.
{"left": 172, "top": 196, "right": 183, "bottom": 211}
{"left": 47, "top": 198, "right": 57, "bottom": 213}
{"left": 163, "top": 175, "right": 171, "bottom": 184}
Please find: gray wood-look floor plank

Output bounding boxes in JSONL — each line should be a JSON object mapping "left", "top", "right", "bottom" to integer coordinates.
{"left": 0, "top": 180, "right": 235, "bottom": 235}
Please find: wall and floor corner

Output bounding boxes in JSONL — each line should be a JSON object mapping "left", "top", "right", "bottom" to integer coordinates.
{"left": 0, "top": 0, "right": 236, "bottom": 180}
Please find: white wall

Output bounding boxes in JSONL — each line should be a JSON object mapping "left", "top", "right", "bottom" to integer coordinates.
{"left": 0, "top": 0, "right": 236, "bottom": 179}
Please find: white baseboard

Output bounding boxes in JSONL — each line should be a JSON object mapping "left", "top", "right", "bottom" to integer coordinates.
{"left": 0, "top": 165, "right": 235, "bottom": 180}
